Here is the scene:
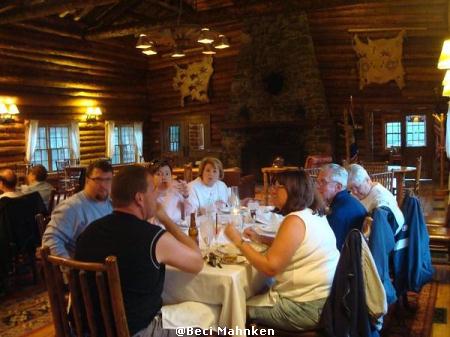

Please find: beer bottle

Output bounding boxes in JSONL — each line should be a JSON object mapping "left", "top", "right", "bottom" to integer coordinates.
{"left": 188, "top": 212, "right": 199, "bottom": 245}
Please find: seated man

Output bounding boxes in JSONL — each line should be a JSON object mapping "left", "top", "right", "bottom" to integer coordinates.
{"left": 347, "top": 164, "right": 404, "bottom": 231}
{"left": 317, "top": 163, "right": 367, "bottom": 250}
{"left": 0, "top": 169, "right": 23, "bottom": 199}
{"left": 42, "top": 159, "right": 113, "bottom": 258}
{"left": 75, "top": 165, "right": 203, "bottom": 337}
{"left": 21, "top": 164, "right": 54, "bottom": 210}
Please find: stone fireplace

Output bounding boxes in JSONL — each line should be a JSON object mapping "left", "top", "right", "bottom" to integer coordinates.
{"left": 221, "top": 11, "right": 332, "bottom": 180}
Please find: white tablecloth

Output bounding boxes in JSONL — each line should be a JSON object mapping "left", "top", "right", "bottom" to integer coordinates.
{"left": 162, "top": 262, "right": 267, "bottom": 333}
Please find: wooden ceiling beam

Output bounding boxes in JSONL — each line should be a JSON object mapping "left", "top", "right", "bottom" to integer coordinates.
{"left": 89, "top": 0, "right": 143, "bottom": 30}
{"left": 0, "top": 0, "right": 119, "bottom": 25}
{"left": 147, "top": 0, "right": 196, "bottom": 17}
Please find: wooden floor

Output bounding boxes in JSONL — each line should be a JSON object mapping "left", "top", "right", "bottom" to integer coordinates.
{"left": 432, "top": 282, "right": 450, "bottom": 337}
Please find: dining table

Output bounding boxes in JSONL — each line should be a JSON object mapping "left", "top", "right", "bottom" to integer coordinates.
{"left": 162, "top": 259, "right": 268, "bottom": 335}
{"left": 387, "top": 165, "right": 416, "bottom": 204}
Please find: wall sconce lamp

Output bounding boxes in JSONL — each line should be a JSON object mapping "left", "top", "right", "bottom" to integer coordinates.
{"left": 85, "top": 107, "right": 102, "bottom": 122}
{"left": 0, "top": 102, "right": 20, "bottom": 123}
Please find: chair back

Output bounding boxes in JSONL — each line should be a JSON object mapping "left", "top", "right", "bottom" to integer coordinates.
{"left": 35, "top": 213, "right": 51, "bottom": 239}
{"left": 363, "top": 161, "right": 388, "bottom": 174}
{"left": 223, "top": 167, "right": 241, "bottom": 187}
{"left": 303, "top": 167, "right": 321, "bottom": 178}
{"left": 304, "top": 155, "right": 332, "bottom": 169}
{"left": 239, "top": 174, "right": 256, "bottom": 199}
{"left": 414, "top": 156, "right": 422, "bottom": 195}
{"left": 40, "top": 246, "right": 130, "bottom": 337}
{"left": 370, "top": 171, "right": 394, "bottom": 193}
{"left": 183, "top": 163, "right": 193, "bottom": 182}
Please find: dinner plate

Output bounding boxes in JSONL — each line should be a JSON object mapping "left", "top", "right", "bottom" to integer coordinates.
{"left": 219, "top": 206, "right": 230, "bottom": 213}
{"left": 221, "top": 255, "right": 247, "bottom": 265}
{"left": 257, "top": 224, "right": 277, "bottom": 233}
{"left": 217, "top": 244, "right": 240, "bottom": 256}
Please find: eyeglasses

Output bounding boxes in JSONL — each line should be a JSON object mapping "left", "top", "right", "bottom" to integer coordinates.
{"left": 316, "top": 178, "right": 337, "bottom": 186}
{"left": 87, "top": 176, "right": 113, "bottom": 184}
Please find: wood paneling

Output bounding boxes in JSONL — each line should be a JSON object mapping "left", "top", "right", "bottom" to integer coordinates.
{"left": 145, "top": 22, "right": 242, "bottom": 159}
{"left": 0, "top": 24, "right": 148, "bottom": 168}
{"left": 308, "top": 0, "right": 448, "bottom": 176}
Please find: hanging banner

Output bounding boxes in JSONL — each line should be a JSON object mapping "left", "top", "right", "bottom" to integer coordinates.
{"left": 353, "top": 30, "right": 405, "bottom": 90}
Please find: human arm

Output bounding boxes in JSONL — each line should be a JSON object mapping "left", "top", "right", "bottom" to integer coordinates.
{"left": 242, "top": 227, "right": 274, "bottom": 246}
{"left": 41, "top": 203, "right": 75, "bottom": 258}
{"left": 225, "top": 215, "right": 305, "bottom": 276}
{"left": 155, "top": 204, "right": 201, "bottom": 253}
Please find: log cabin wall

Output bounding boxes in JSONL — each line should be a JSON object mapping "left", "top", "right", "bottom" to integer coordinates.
{"left": 0, "top": 24, "right": 148, "bottom": 168}
{"left": 145, "top": 21, "right": 242, "bottom": 162}
{"left": 308, "top": 0, "right": 448, "bottom": 177}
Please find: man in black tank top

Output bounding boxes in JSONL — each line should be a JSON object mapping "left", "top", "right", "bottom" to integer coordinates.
{"left": 76, "top": 165, "right": 203, "bottom": 336}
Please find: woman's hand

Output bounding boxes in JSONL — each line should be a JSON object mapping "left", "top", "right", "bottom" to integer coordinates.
{"left": 242, "top": 227, "right": 260, "bottom": 243}
{"left": 175, "top": 179, "right": 189, "bottom": 198}
{"left": 224, "top": 223, "right": 242, "bottom": 246}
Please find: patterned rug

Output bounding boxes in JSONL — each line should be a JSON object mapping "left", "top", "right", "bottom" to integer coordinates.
{"left": 382, "top": 281, "right": 438, "bottom": 337}
{"left": 0, "top": 288, "right": 52, "bottom": 337}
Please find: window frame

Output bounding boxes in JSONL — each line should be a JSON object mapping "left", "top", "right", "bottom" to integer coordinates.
{"left": 31, "top": 123, "right": 72, "bottom": 172}
{"left": 382, "top": 113, "right": 428, "bottom": 150}
{"left": 405, "top": 115, "right": 427, "bottom": 148}
{"left": 384, "top": 121, "right": 402, "bottom": 149}
{"left": 112, "top": 124, "right": 137, "bottom": 165}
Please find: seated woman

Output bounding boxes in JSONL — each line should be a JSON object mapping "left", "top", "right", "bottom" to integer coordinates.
{"left": 188, "top": 157, "right": 229, "bottom": 215}
{"left": 225, "top": 170, "right": 339, "bottom": 332}
{"left": 150, "top": 160, "right": 192, "bottom": 226}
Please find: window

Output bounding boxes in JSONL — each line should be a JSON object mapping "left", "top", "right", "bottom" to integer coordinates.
{"left": 112, "top": 125, "right": 136, "bottom": 164}
{"left": 169, "top": 125, "right": 181, "bottom": 152}
{"left": 385, "top": 122, "right": 401, "bottom": 148}
{"left": 31, "top": 125, "right": 71, "bottom": 172}
{"left": 406, "top": 115, "right": 426, "bottom": 147}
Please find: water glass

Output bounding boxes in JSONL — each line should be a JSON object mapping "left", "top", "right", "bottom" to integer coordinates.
{"left": 229, "top": 186, "right": 240, "bottom": 210}
{"left": 248, "top": 200, "right": 259, "bottom": 222}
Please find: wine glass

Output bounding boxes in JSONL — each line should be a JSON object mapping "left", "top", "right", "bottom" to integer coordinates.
{"left": 248, "top": 200, "right": 259, "bottom": 223}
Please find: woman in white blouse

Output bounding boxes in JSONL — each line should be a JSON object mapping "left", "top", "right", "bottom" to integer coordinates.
{"left": 150, "top": 160, "right": 192, "bottom": 226}
{"left": 188, "top": 157, "right": 229, "bottom": 215}
{"left": 225, "top": 170, "right": 339, "bottom": 332}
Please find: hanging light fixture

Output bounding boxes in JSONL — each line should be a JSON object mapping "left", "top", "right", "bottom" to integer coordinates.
{"left": 171, "top": 44, "right": 186, "bottom": 58}
{"left": 142, "top": 41, "right": 157, "bottom": 55}
{"left": 0, "top": 102, "right": 19, "bottom": 123}
{"left": 135, "top": 0, "right": 229, "bottom": 58}
{"left": 438, "top": 39, "right": 450, "bottom": 69}
{"left": 85, "top": 106, "right": 102, "bottom": 122}
{"left": 202, "top": 44, "right": 216, "bottom": 55}
{"left": 197, "top": 28, "right": 214, "bottom": 44}
{"left": 214, "top": 34, "right": 230, "bottom": 49}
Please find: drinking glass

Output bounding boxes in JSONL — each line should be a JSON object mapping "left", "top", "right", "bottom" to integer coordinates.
{"left": 228, "top": 186, "right": 240, "bottom": 210}
{"left": 248, "top": 200, "right": 259, "bottom": 223}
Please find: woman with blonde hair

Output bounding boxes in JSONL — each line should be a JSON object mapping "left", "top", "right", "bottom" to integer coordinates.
{"left": 188, "top": 157, "right": 229, "bottom": 215}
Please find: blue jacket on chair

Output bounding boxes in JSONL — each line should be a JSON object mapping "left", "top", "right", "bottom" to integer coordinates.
{"left": 392, "top": 193, "right": 434, "bottom": 295}
{"left": 368, "top": 207, "right": 397, "bottom": 305}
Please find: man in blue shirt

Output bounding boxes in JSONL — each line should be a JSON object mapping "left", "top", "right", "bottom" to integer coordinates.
{"left": 42, "top": 159, "right": 113, "bottom": 258}
{"left": 317, "top": 164, "right": 367, "bottom": 250}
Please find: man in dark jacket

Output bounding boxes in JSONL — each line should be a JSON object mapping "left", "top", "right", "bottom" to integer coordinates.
{"left": 317, "top": 164, "right": 367, "bottom": 250}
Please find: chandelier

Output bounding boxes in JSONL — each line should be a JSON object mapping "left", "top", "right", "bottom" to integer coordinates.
{"left": 135, "top": 1, "right": 229, "bottom": 58}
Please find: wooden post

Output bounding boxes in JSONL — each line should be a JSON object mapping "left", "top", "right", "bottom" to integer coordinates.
{"left": 433, "top": 112, "right": 446, "bottom": 189}
{"left": 343, "top": 107, "right": 350, "bottom": 164}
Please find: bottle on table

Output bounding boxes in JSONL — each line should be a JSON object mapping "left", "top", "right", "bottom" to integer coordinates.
{"left": 188, "top": 212, "right": 199, "bottom": 245}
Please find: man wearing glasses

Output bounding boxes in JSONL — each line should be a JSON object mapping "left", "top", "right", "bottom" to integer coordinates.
{"left": 42, "top": 159, "right": 113, "bottom": 258}
{"left": 317, "top": 164, "right": 366, "bottom": 250}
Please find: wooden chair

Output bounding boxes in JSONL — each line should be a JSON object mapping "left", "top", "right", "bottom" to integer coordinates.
{"left": 370, "top": 171, "right": 394, "bottom": 194}
{"left": 363, "top": 161, "right": 388, "bottom": 174}
{"left": 303, "top": 167, "right": 321, "bottom": 178}
{"left": 35, "top": 213, "right": 51, "bottom": 239}
{"left": 404, "top": 156, "right": 422, "bottom": 196}
{"left": 40, "top": 246, "right": 130, "bottom": 337}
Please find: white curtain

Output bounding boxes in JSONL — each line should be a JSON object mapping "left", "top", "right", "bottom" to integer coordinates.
{"left": 105, "top": 120, "right": 115, "bottom": 159}
{"left": 25, "top": 120, "right": 39, "bottom": 162}
{"left": 446, "top": 105, "right": 450, "bottom": 160}
{"left": 134, "top": 121, "right": 143, "bottom": 162}
{"left": 70, "top": 121, "right": 80, "bottom": 159}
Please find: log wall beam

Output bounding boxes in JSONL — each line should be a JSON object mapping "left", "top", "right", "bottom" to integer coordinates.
{"left": 0, "top": 0, "right": 119, "bottom": 25}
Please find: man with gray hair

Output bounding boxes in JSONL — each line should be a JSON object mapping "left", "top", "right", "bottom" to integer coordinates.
{"left": 317, "top": 163, "right": 367, "bottom": 250}
{"left": 347, "top": 164, "right": 404, "bottom": 229}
